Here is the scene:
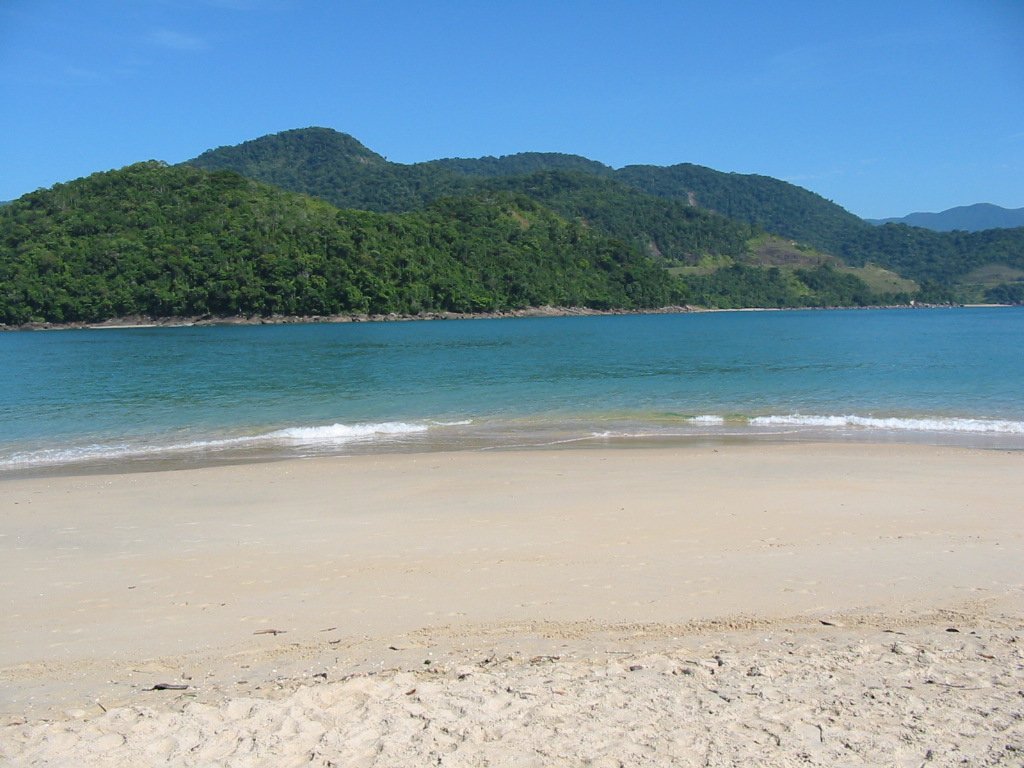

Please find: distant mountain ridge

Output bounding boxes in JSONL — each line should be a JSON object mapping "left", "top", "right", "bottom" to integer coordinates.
{"left": 188, "top": 128, "right": 860, "bottom": 253}
{"left": 3, "top": 126, "right": 1023, "bottom": 328}
{"left": 186, "top": 128, "right": 1024, "bottom": 298}
{"left": 869, "top": 203, "right": 1024, "bottom": 232}
{"left": 186, "top": 127, "right": 884, "bottom": 273}
{"left": 1, "top": 159, "right": 907, "bottom": 326}
{"left": 0, "top": 162, "right": 685, "bottom": 324}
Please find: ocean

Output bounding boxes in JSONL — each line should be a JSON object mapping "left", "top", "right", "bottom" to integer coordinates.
{"left": 1, "top": 307, "right": 1022, "bottom": 473}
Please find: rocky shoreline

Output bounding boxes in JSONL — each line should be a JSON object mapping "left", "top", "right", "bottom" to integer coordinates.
{"left": 4, "top": 305, "right": 699, "bottom": 331}
{"left": 2, "top": 302, "right": 971, "bottom": 332}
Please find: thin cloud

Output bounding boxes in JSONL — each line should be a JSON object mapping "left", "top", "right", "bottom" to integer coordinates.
{"left": 151, "top": 29, "right": 209, "bottom": 51}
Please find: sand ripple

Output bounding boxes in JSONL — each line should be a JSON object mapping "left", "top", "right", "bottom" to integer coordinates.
{"left": 4, "top": 622, "right": 1022, "bottom": 767}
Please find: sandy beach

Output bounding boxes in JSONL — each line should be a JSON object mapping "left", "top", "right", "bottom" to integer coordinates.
{"left": 2, "top": 443, "right": 1022, "bottom": 766}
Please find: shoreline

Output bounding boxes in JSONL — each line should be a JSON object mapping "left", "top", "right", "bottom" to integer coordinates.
{"left": 0, "top": 301, "right": 982, "bottom": 333}
{"left": 5, "top": 422, "right": 1024, "bottom": 482}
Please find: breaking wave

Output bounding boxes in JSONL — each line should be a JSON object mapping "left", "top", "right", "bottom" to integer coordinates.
{"left": 1, "top": 420, "right": 441, "bottom": 470}
{"left": 688, "top": 415, "right": 726, "bottom": 425}
{"left": 747, "top": 414, "right": 1024, "bottom": 434}
{"left": 269, "top": 421, "right": 430, "bottom": 443}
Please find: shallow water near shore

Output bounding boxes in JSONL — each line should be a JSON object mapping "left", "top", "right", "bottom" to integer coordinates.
{"left": 2, "top": 306, "right": 1022, "bottom": 473}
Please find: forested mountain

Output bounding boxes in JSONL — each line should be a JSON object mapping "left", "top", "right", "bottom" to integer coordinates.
{"left": 0, "top": 161, "right": 909, "bottom": 325}
{"left": 427, "top": 152, "right": 615, "bottom": 179}
{"left": 185, "top": 128, "right": 1024, "bottom": 301}
{"left": 0, "top": 163, "right": 681, "bottom": 324}
{"left": 187, "top": 128, "right": 848, "bottom": 249}
{"left": 188, "top": 127, "right": 468, "bottom": 212}
{"left": 614, "top": 163, "right": 868, "bottom": 253}
{"left": 831, "top": 223, "right": 1024, "bottom": 282}
{"left": 3, "top": 127, "right": 1022, "bottom": 326}
{"left": 190, "top": 130, "right": 758, "bottom": 265}
{"left": 479, "top": 171, "right": 757, "bottom": 263}
{"left": 869, "top": 203, "right": 1024, "bottom": 232}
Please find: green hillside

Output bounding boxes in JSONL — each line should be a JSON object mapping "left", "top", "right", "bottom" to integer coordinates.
{"left": 188, "top": 127, "right": 468, "bottom": 212}
{"left": 426, "top": 152, "right": 615, "bottom": 179}
{"left": 185, "top": 130, "right": 823, "bottom": 280}
{"left": 0, "top": 163, "right": 680, "bottom": 324}
{"left": 184, "top": 128, "right": 1024, "bottom": 302}
{"left": 479, "top": 171, "right": 758, "bottom": 264}
{"left": 1, "top": 159, "right": 912, "bottom": 325}
{"left": 5, "top": 127, "right": 1021, "bottom": 326}
{"left": 615, "top": 163, "right": 868, "bottom": 253}
{"left": 191, "top": 135, "right": 761, "bottom": 268}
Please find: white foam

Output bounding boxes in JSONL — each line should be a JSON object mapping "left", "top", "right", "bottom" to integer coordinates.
{"left": 1, "top": 421, "right": 435, "bottom": 470}
{"left": 1, "top": 435, "right": 258, "bottom": 469}
{"left": 748, "top": 414, "right": 1024, "bottom": 434}
{"left": 270, "top": 421, "right": 429, "bottom": 443}
{"left": 689, "top": 415, "right": 726, "bottom": 425}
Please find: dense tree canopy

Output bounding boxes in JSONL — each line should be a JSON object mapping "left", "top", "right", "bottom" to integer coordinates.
{"left": 185, "top": 128, "right": 1024, "bottom": 301}
{"left": 5, "top": 127, "right": 1022, "bottom": 325}
{"left": 616, "top": 163, "right": 869, "bottom": 253}
{"left": 0, "top": 163, "right": 684, "bottom": 324}
{"left": 0, "top": 161, "right": 912, "bottom": 325}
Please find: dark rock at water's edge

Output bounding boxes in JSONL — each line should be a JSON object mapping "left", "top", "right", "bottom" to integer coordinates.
{"left": 4, "top": 306, "right": 699, "bottom": 331}
{"left": 5, "top": 303, "right": 980, "bottom": 333}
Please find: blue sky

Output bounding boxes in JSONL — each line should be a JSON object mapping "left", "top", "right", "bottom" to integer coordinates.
{"left": 1, "top": 0, "right": 1021, "bottom": 218}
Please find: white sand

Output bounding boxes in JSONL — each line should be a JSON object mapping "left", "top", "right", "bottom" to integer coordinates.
{"left": 1, "top": 443, "right": 1022, "bottom": 766}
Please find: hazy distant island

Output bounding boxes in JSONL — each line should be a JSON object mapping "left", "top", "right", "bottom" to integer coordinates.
{"left": 868, "top": 203, "right": 1024, "bottom": 232}
{"left": 2, "top": 127, "right": 1022, "bottom": 326}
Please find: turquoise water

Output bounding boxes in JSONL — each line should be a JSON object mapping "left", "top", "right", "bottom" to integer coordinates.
{"left": 1, "top": 307, "right": 1022, "bottom": 472}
